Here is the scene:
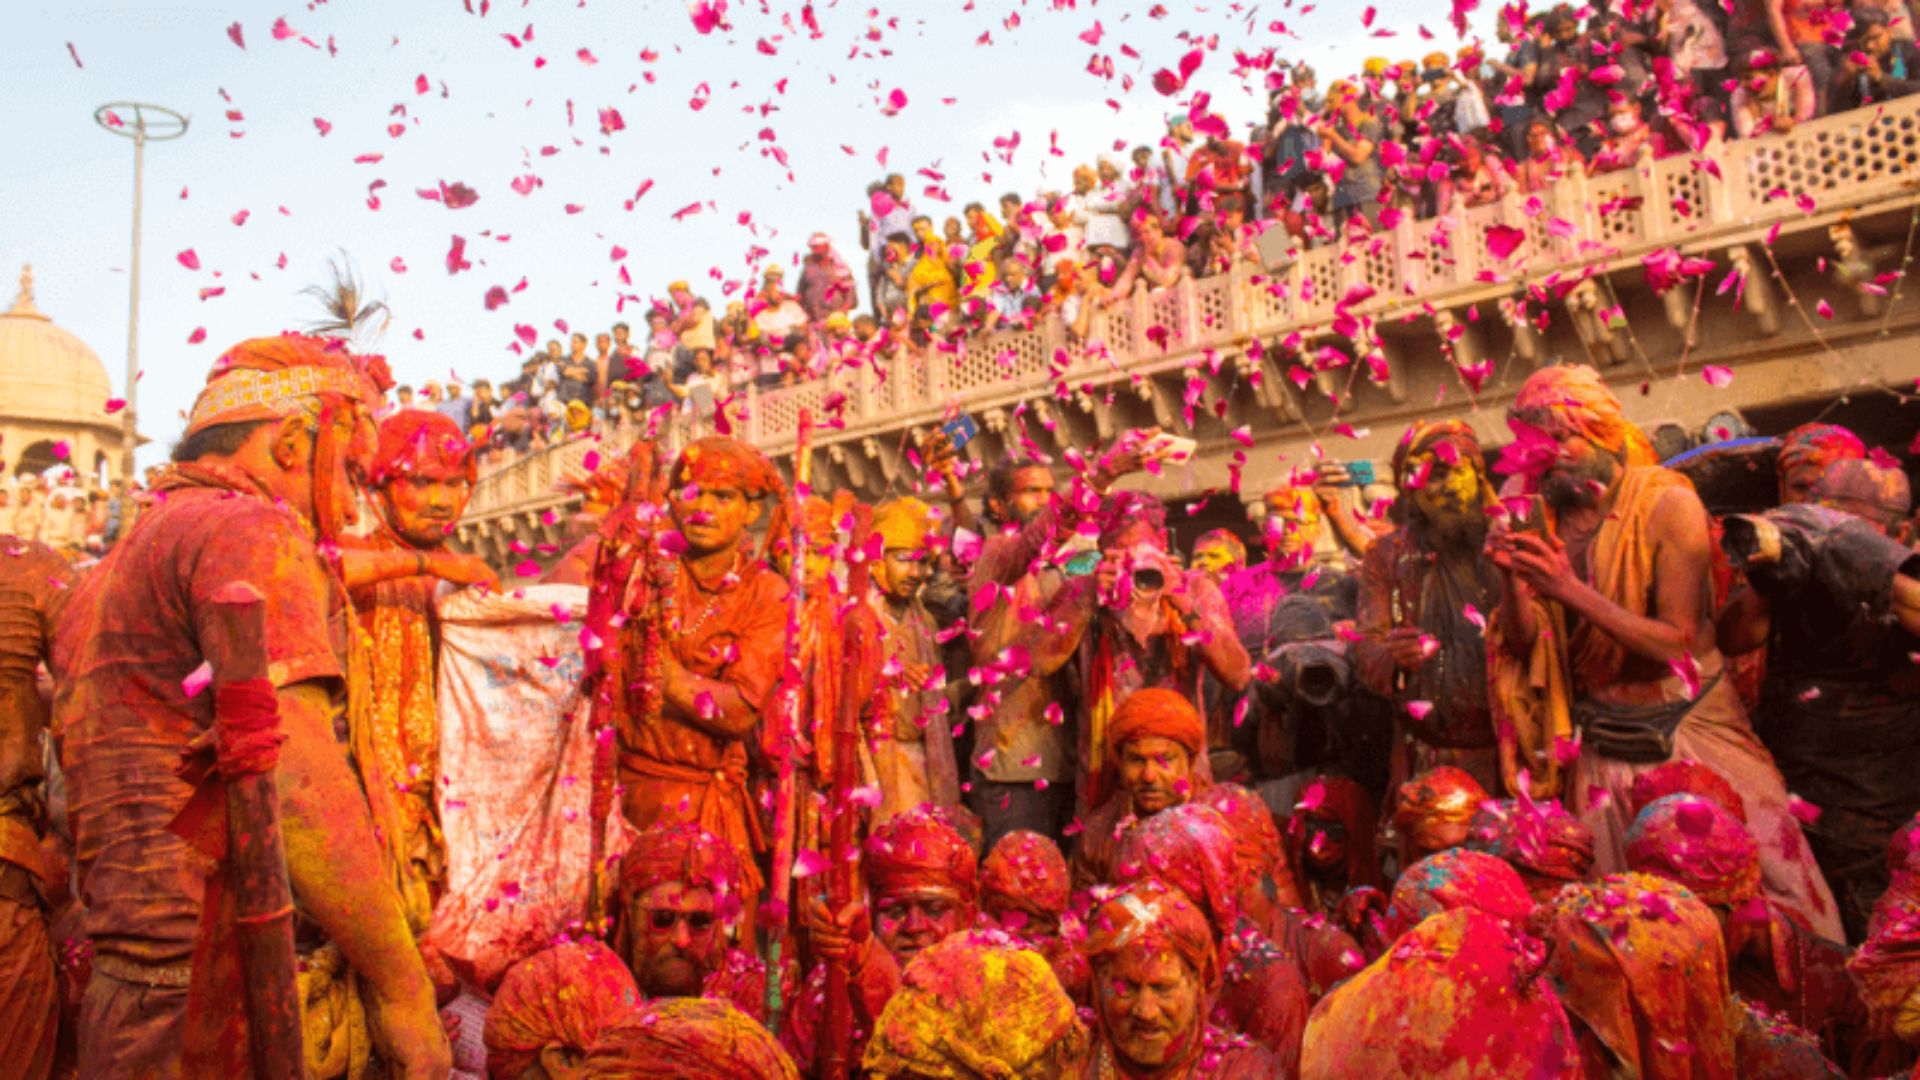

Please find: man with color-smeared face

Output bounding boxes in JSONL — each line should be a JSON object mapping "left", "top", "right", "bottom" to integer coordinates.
{"left": 1354, "top": 421, "right": 1506, "bottom": 799}
{"left": 613, "top": 823, "right": 767, "bottom": 1020}
{"left": 866, "top": 497, "right": 960, "bottom": 822}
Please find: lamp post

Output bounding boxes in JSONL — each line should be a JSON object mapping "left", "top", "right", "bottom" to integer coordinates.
{"left": 94, "top": 102, "right": 188, "bottom": 483}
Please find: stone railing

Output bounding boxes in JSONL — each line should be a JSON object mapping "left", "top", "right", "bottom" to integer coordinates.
{"left": 461, "top": 93, "right": 1920, "bottom": 531}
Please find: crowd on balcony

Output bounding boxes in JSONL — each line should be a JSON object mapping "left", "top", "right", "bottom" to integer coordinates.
{"left": 439, "top": 0, "right": 1918, "bottom": 477}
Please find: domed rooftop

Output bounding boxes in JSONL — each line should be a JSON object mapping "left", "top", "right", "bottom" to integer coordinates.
{"left": 0, "top": 265, "right": 118, "bottom": 429}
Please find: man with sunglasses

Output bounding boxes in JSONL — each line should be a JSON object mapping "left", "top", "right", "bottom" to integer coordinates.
{"left": 613, "top": 822, "right": 766, "bottom": 1021}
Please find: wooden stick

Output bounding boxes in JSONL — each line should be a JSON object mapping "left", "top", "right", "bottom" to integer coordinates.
{"left": 766, "top": 409, "right": 814, "bottom": 1031}
{"left": 206, "top": 581, "right": 303, "bottom": 1080}
{"left": 820, "top": 504, "right": 876, "bottom": 1080}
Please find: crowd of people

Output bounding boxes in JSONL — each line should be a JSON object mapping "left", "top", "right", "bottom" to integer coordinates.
{"left": 433, "top": 0, "right": 1920, "bottom": 484}
{"left": 4, "top": 316, "right": 1919, "bottom": 1080}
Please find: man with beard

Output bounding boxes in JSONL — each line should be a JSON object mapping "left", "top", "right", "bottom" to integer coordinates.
{"left": 1487, "top": 364, "right": 1841, "bottom": 941}
{"left": 346, "top": 409, "right": 499, "bottom": 932}
{"left": 613, "top": 823, "right": 765, "bottom": 1020}
{"left": 1070, "top": 688, "right": 1212, "bottom": 892}
{"left": 867, "top": 497, "right": 960, "bottom": 823}
{"left": 1356, "top": 420, "right": 1504, "bottom": 796}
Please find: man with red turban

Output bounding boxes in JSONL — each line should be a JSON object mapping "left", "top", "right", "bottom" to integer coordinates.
{"left": 1776, "top": 422, "right": 1866, "bottom": 506}
{"left": 1284, "top": 775, "right": 1386, "bottom": 927}
{"left": 1384, "top": 848, "right": 1537, "bottom": 940}
{"left": 481, "top": 939, "right": 642, "bottom": 1079}
{"left": 786, "top": 805, "right": 978, "bottom": 1069}
{"left": 862, "top": 930, "right": 1091, "bottom": 1077}
{"left": 1626, "top": 794, "right": 1871, "bottom": 1072}
{"left": 1465, "top": 798, "right": 1596, "bottom": 902}
{"left": 1486, "top": 364, "right": 1840, "bottom": 941}
{"left": 978, "top": 830, "right": 1087, "bottom": 1002}
{"left": 1627, "top": 760, "right": 1748, "bottom": 823}
{"left": 595, "top": 436, "right": 792, "bottom": 935}
{"left": 1303, "top": 909, "right": 1580, "bottom": 1079}
{"left": 343, "top": 408, "right": 498, "bottom": 932}
{"left": 1356, "top": 420, "right": 1505, "bottom": 798}
{"left": 584, "top": 997, "right": 798, "bottom": 1079}
{"left": 54, "top": 334, "right": 448, "bottom": 1076}
{"left": 1069, "top": 687, "right": 1210, "bottom": 891}
{"left": 612, "top": 822, "right": 765, "bottom": 1021}
{"left": 0, "top": 531, "right": 70, "bottom": 1080}
{"left": 1083, "top": 880, "right": 1285, "bottom": 1078}
{"left": 1391, "top": 764, "right": 1487, "bottom": 863}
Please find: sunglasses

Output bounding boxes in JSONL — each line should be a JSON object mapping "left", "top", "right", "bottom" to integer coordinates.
{"left": 647, "top": 908, "right": 717, "bottom": 933}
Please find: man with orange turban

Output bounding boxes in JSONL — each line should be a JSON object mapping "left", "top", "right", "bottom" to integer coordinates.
{"left": 1303, "top": 908, "right": 1581, "bottom": 1079}
{"left": 1069, "top": 687, "right": 1210, "bottom": 891}
{"left": 342, "top": 408, "right": 498, "bottom": 932}
{"left": 1392, "top": 764, "right": 1488, "bottom": 863}
{"left": 585, "top": 997, "right": 798, "bottom": 1079}
{"left": 1486, "top": 364, "right": 1840, "bottom": 941}
{"left": 862, "top": 930, "right": 1090, "bottom": 1077}
{"left": 595, "top": 436, "right": 792, "bottom": 934}
{"left": 978, "top": 830, "right": 1087, "bottom": 1002}
{"left": 1356, "top": 420, "right": 1504, "bottom": 798}
{"left": 54, "top": 334, "right": 449, "bottom": 1077}
{"left": 1626, "top": 795, "right": 1871, "bottom": 1072}
{"left": 612, "top": 822, "right": 765, "bottom": 1021}
{"left": 481, "top": 939, "right": 642, "bottom": 1079}
{"left": 0, "top": 531, "right": 70, "bottom": 1080}
{"left": 866, "top": 497, "right": 959, "bottom": 823}
{"left": 1084, "top": 880, "right": 1285, "bottom": 1078}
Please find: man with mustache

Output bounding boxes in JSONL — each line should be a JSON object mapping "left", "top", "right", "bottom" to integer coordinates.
{"left": 1356, "top": 420, "right": 1505, "bottom": 799}
{"left": 1486, "top": 365, "right": 1841, "bottom": 941}
{"left": 613, "top": 823, "right": 765, "bottom": 1020}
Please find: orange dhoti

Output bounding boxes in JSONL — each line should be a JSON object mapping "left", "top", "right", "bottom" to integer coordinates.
{"left": 0, "top": 884, "right": 57, "bottom": 1080}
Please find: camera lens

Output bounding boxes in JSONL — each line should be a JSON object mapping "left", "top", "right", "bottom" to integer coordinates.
{"left": 1132, "top": 568, "right": 1166, "bottom": 592}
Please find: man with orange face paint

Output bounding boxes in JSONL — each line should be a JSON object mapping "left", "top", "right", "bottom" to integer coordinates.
{"left": 53, "top": 334, "right": 449, "bottom": 1078}
{"left": 1486, "top": 364, "right": 1841, "bottom": 942}
{"left": 866, "top": 497, "right": 960, "bottom": 823}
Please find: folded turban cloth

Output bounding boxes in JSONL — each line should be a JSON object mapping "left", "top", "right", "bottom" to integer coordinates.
{"left": 1111, "top": 802, "right": 1241, "bottom": 933}
{"left": 1301, "top": 909, "right": 1580, "bottom": 1080}
{"left": 1627, "top": 761, "right": 1748, "bottom": 824}
{"left": 862, "top": 930, "right": 1091, "bottom": 1079}
{"left": 1107, "top": 688, "right": 1206, "bottom": 766}
{"left": 1849, "top": 903, "right": 1920, "bottom": 1043}
{"left": 1467, "top": 798, "right": 1596, "bottom": 887}
{"left": 1393, "top": 766, "right": 1488, "bottom": 838}
{"left": 867, "top": 805, "right": 979, "bottom": 905}
{"left": 616, "top": 822, "right": 749, "bottom": 925}
{"left": 1625, "top": 794, "right": 1762, "bottom": 909}
{"left": 1386, "top": 849, "right": 1538, "bottom": 940}
{"left": 186, "top": 332, "right": 387, "bottom": 436}
{"left": 1392, "top": 419, "right": 1486, "bottom": 487}
{"left": 872, "top": 496, "right": 938, "bottom": 552}
{"left": 1085, "top": 879, "right": 1220, "bottom": 993}
{"left": 673, "top": 436, "right": 785, "bottom": 498}
{"left": 1778, "top": 423, "right": 1866, "bottom": 485}
{"left": 1200, "top": 783, "right": 1305, "bottom": 909}
{"left": 583, "top": 998, "right": 798, "bottom": 1080}
{"left": 980, "top": 831, "right": 1071, "bottom": 918}
{"left": 1508, "top": 364, "right": 1657, "bottom": 470}
{"left": 482, "top": 940, "right": 643, "bottom": 1080}
{"left": 371, "top": 408, "right": 476, "bottom": 486}
{"left": 1542, "top": 874, "right": 1737, "bottom": 1079}
{"left": 1815, "top": 458, "right": 1913, "bottom": 526}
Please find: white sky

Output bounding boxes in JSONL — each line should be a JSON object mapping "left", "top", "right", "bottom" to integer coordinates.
{"left": 5, "top": 0, "right": 1497, "bottom": 469}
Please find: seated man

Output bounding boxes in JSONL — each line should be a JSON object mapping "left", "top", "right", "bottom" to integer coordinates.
{"left": 1391, "top": 765, "right": 1488, "bottom": 865}
{"left": 977, "top": 830, "right": 1087, "bottom": 1002}
{"left": 587, "top": 998, "right": 798, "bottom": 1079}
{"left": 1083, "top": 880, "right": 1284, "bottom": 1078}
{"left": 482, "top": 939, "right": 642, "bottom": 1079}
{"left": 1465, "top": 798, "right": 1597, "bottom": 903}
{"left": 1069, "top": 689, "right": 1210, "bottom": 892}
{"left": 613, "top": 823, "right": 765, "bottom": 1021}
{"left": 786, "top": 806, "right": 978, "bottom": 1068}
{"left": 1382, "top": 848, "right": 1536, "bottom": 941}
{"left": 862, "top": 931, "right": 1090, "bottom": 1078}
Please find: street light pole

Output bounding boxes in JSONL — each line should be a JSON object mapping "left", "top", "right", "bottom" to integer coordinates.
{"left": 95, "top": 102, "right": 187, "bottom": 483}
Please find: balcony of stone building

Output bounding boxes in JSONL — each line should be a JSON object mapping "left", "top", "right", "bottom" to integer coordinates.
{"left": 453, "top": 94, "right": 1920, "bottom": 569}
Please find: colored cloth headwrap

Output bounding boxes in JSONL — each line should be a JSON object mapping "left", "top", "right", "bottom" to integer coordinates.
{"left": 872, "top": 496, "right": 937, "bottom": 552}
{"left": 371, "top": 408, "right": 476, "bottom": 486}
{"left": 1391, "top": 419, "right": 1485, "bottom": 488}
{"left": 1508, "top": 364, "right": 1658, "bottom": 472}
{"left": 866, "top": 805, "right": 979, "bottom": 905}
{"left": 583, "top": 998, "right": 798, "bottom": 1080}
{"left": 1466, "top": 798, "right": 1596, "bottom": 885}
{"left": 1628, "top": 761, "right": 1749, "bottom": 824}
{"left": 1778, "top": 423, "right": 1866, "bottom": 484}
{"left": 1301, "top": 909, "right": 1580, "bottom": 1080}
{"left": 862, "top": 930, "right": 1091, "bottom": 1079}
{"left": 1625, "top": 794, "right": 1762, "bottom": 909}
{"left": 1815, "top": 458, "right": 1913, "bottom": 524}
{"left": 1386, "top": 848, "right": 1537, "bottom": 939}
{"left": 672, "top": 436, "right": 791, "bottom": 562}
{"left": 1086, "top": 879, "right": 1220, "bottom": 992}
{"left": 185, "top": 332, "right": 384, "bottom": 435}
{"left": 1392, "top": 765, "right": 1489, "bottom": 834}
{"left": 482, "top": 939, "right": 643, "bottom": 1080}
{"left": 1111, "top": 802, "right": 1242, "bottom": 932}
{"left": 1201, "top": 783, "right": 1305, "bottom": 910}
{"left": 1106, "top": 687, "right": 1206, "bottom": 765}
{"left": 1543, "top": 874, "right": 1738, "bottom": 1080}
{"left": 980, "top": 830, "right": 1071, "bottom": 918}
{"left": 616, "top": 822, "right": 748, "bottom": 922}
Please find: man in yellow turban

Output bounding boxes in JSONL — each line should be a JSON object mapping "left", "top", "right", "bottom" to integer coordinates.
{"left": 868, "top": 497, "right": 960, "bottom": 822}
